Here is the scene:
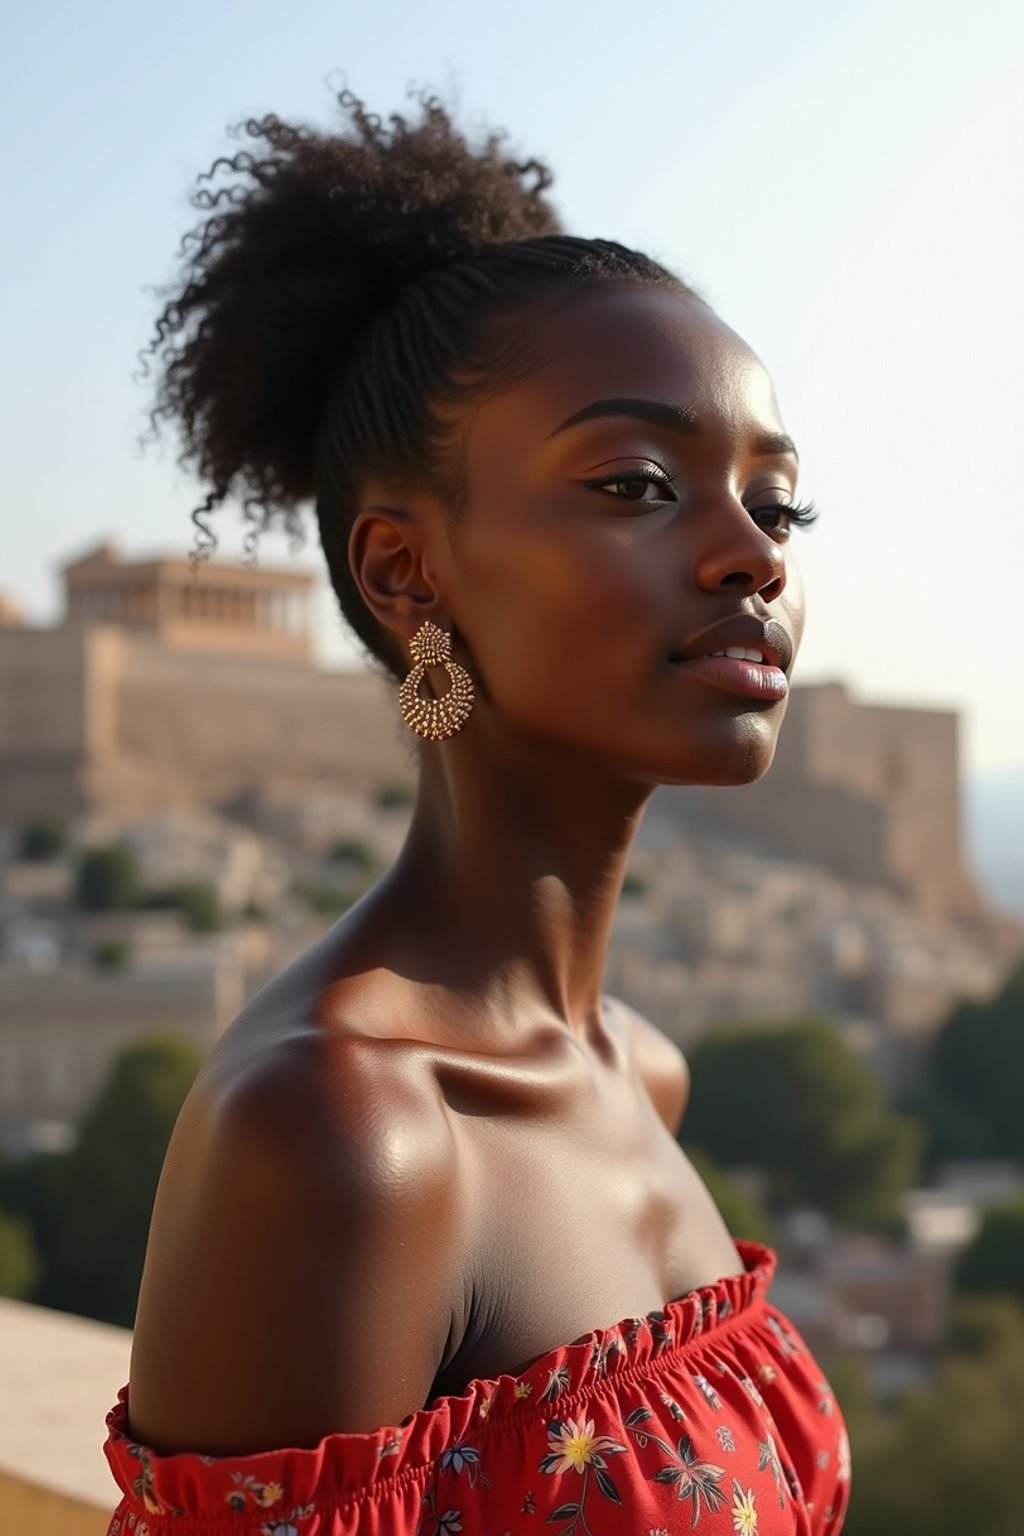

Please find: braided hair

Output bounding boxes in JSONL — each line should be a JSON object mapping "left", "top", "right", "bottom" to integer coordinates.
{"left": 144, "top": 84, "right": 705, "bottom": 681}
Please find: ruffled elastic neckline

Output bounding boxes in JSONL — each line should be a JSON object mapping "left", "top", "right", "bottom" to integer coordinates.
{"left": 103, "top": 1238, "right": 777, "bottom": 1522}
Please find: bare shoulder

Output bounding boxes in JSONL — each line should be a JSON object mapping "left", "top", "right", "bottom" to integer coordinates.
{"left": 604, "top": 993, "right": 690, "bottom": 1137}
{"left": 127, "top": 1027, "right": 462, "bottom": 1456}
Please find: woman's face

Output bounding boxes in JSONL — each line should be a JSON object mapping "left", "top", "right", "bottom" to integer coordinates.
{"left": 446, "top": 285, "right": 809, "bottom": 787}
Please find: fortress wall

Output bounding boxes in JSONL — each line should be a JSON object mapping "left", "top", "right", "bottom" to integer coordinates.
{"left": 0, "top": 625, "right": 93, "bottom": 821}
{"left": 653, "top": 682, "right": 978, "bottom": 922}
{"left": 107, "top": 637, "right": 410, "bottom": 812}
{"left": 801, "top": 686, "right": 973, "bottom": 921}
{"left": 0, "top": 625, "right": 88, "bottom": 758}
{"left": 661, "top": 777, "right": 891, "bottom": 888}
{"left": 0, "top": 614, "right": 985, "bottom": 926}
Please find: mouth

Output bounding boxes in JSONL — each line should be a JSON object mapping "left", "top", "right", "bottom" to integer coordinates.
{"left": 668, "top": 613, "right": 794, "bottom": 680}
{"left": 669, "top": 648, "right": 789, "bottom": 701}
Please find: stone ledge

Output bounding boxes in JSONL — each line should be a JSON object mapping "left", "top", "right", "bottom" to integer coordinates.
{"left": 0, "top": 1295, "right": 130, "bottom": 1516}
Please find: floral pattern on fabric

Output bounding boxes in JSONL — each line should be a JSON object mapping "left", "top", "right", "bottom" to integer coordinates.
{"left": 103, "top": 1240, "right": 850, "bottom": 1535}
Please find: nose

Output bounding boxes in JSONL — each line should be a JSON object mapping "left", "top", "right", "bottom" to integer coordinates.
{"left": 690, "top": 497, "right": 788, "bottom": 601}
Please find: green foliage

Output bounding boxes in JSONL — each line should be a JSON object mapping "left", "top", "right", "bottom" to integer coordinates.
{"left": 92, "top": 936, "right": 131, "bottom": 971}
{"left": 954, "top": 1196, "right": 1024, "bottom": 1303}
{"left": 0, "top": 1207, "right": 43, "bottom": 1299}
{"left": 241, "top": 898, "right": 267, "bottom": 921}
{"left": 681, "top": 1018, "right": 924, "bottom": 1226}
{"left": 375, "top": 780, "right": 415, "bottom": 810}
{"left": 169, "top": 881, "right": 221, "bottom": 933}
{"left": 680, "top": 1144, "right": 775, "bottom": 1246}
{"left": 919, "top": 958, "right": 1024, "bottom": 1165}
{"left": 897, "top": 1087, "right": 992, "bottom": 1171}
{"left": 136, "top": 881, "right": 222, "bottom": 932}
{"left": 621, "top": 870, "right": 648, "bottom": 897}
{"left": 0, "top": 1149, "right": 69, "bottom": 1275}
{"left": 74, "top": 843, "right": 140, "bottom": 911}
{"left": 291, "top": 878, "right": 355, "bottom": 915}
{"left": 3, "top": 1035, "right": 204, "bottom": 1325}
{"left": 840, "top": 1292, "right": 1024, "bottom": 1536}
{"left": 329, "top": 837, "right": 375, "bottom": 871}
{"left": 17, "top": 817, "right": 68, "bottom": 861}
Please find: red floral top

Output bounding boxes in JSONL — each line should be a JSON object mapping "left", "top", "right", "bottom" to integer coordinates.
{"left": 103, "top": 1239, "right": 850, "bottom": 1535}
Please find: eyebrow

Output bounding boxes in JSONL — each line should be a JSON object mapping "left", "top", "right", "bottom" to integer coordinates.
{"left": 545, "top": 396, "right": 799, "bottom": 464}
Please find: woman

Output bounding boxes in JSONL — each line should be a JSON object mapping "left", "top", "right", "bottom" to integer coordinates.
{"left": 102, "top": 86, "right": 851, "bottom": 1535}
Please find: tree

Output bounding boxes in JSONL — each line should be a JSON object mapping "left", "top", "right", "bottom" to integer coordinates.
{"left": 74, "top": 843, "right": 140, "bottom": 911}
{"left": 375, "top": 780, "right": 415, "bottom": 810}
{"left": 840, "top": 1293, "right": 1024, "bottom": 1536}
{"left": 329, "top": 837, "right": 375, "bottom": 871}
{"left": 919, "top": 958, "right": 1024, "bottom": 1165}
{"left": 896, "top": 1086, "right": 992, "bottom": 1172}
{"left": 17, "top": 817, "right": 68, "bottom": 861}
{"left": 681, "top": 1145, "right": 775, "bottom": 1246}
{"left": 0, "top": 1208, "right": 43, "bottom": 1299}
{"left": 168, "top": 881, "right": 221, "bottom": 933}
{"left": 0, "top": 1147, "right": 74, "bottom": 1311}
{"left": 11, "top": 1035, "right": 205, "bottom": 1325}
{"left": 680, "top": 1018, "right": 923, "bottom": 1227}
{"left": 136, "top": 881, "right": 222, "bottom": 932}
{"left": 291, "top": 878, "right": 354, "bottom": 916}
{"left": 954, "top": 1196, "right": 1024, "bottom": 1305}
{"left": 92, "top": 936, "right": 132, "bottom": 970}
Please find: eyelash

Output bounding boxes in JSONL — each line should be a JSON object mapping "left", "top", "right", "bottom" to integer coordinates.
{"left": 583, "top": 464, "right": 820, "bottom": 532}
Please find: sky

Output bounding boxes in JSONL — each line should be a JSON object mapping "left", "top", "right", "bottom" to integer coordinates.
{"left": 1, "top": 0, "right": 1022, "bottom": 777}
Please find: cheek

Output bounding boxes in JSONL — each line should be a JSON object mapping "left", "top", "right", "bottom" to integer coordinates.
{"left": 455, "top": 502, "right": 665, "bottom": 698}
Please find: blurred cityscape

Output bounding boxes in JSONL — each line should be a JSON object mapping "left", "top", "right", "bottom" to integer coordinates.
{"left": 1, "top": 539, "right": 1023, "bottom": 1530}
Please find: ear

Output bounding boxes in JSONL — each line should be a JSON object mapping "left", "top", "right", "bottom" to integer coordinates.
{"left": 347, "top": 486, "right": 447, "bottom": 653}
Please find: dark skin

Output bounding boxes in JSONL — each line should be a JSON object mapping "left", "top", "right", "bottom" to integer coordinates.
{"left": 126, "top": 287, "right": 807, "bottom": 1454}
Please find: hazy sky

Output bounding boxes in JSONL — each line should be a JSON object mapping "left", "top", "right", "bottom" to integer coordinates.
{"left": 2, "top": 0, "right": 1021, "bottom": 775}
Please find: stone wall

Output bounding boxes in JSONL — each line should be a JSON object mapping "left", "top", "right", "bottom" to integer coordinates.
{"left": 0, "top": 620, "right": 412, "bottom": 821}
{"left": 0, "top": 945, "right": 244, "bottom": 1149}
{"left": 656, "top": 682, "right": 985, "bottom": 924}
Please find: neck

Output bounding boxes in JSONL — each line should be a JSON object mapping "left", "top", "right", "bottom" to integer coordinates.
{"left": 384, "top": 727, "right": 653, "bottom": 1042}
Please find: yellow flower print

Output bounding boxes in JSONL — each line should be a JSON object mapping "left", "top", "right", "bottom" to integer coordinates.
{"left": 544, "top": 1416, "right": 625, "bottom": 1474}
{"left": 513, "top": 1380, "right": 533, "bottom": 1398}
{"left": 478, "top": 1395, "right": 492, "bottom": 1419}
{"left": 225, "top": 1471, "right": 284, "bottom": 1515}
{"left": 732, "top": 1480, "right": 758, "bottom": 1534}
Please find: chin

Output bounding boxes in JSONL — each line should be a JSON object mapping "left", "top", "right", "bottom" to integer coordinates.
{"left": 652, "top": 711, "right": 782, "bottom": 788}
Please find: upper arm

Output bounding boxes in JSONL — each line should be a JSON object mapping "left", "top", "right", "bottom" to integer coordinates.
{"left": 127, "top": 1040, "right": 461, "bottom": 1455}
{"left": 607, "top": 995, "right": 690, "bottom": 1138}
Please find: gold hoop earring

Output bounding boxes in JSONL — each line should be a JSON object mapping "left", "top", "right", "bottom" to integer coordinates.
{"left": 398, "top": 620, "right": 475, "bottom": 740}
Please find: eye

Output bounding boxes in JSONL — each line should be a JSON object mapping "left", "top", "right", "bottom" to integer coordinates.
{"left": 749, "top": 498, "right": 820, "bottom": 537}
{"left": 582, "top": 463, "right": 678, "bottom": 507}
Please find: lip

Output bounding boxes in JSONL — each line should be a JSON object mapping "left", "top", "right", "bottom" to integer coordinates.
{"left": 671, "top": 654, "right": 789, "bottom": 700}
{"left": 671, "top": 614, "right": 794, "bottom": 675}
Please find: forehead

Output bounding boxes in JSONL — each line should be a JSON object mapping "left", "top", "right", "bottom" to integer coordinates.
{"left": 462, "top": 286, "right": 784, "bottom": 458}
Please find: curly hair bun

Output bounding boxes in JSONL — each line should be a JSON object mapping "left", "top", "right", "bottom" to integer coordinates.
{"left": 146, "top": 84, "right": 562, "bottom": 530}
